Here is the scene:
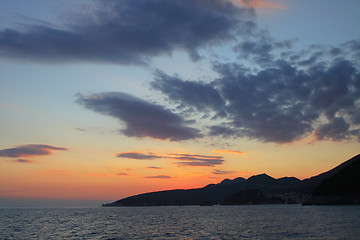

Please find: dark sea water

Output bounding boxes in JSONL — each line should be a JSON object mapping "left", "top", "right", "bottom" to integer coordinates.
{"left": 1, "top": 205, "right": 359, "bottom": 239}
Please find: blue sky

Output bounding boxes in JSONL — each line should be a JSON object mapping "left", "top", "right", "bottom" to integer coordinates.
{"left": 258, "top": 0, "right": 360, "bottom": 47}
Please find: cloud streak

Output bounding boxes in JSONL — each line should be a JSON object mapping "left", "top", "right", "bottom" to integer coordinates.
{"left": 116, "top": 173, "right": 129, "bottom": 176}
{"left": 116, "top": 151, "right": 225, "bottom": 167}
{"left": 0, "top": 0, "right": 255, "bottom": 65}
{"left": 116, "top": 151, "right": 161, "bottom": 160}
{"left": 76, "top": 92, "right": 201, "bottom": 141}
{"left": 214, "top": 150, "right": 245, "bottom": 154}
{"left": 0, "top": 144, "right": 67, "bottom": 158}
{"left": 147, "top": 166, "right": 163, "bottom": 170}
{"left": 144, "top": 175, "right": 172, "bottom": 179}
{"left": 13, "top": 159, "right": 35, "bottom": 164}
{"left": 213, "top": 169, "right": 236, "bottom": 175}
{"left": 168, "top": 153, "right": 224, "bottom": 167}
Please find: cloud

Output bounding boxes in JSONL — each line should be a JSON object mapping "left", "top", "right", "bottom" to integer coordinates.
{"left": 152, "top": 71, "right": 226, "bottom": 114}
{"left": 115, "top": 150, "right": 225, "bottom": 167}
{"left": 13, "top": 159, "right": 35, "bottom": 164}
{"left": 234, "top": 32, "right": 294, "bottom": 67}
{"left": 213, "top": 169, "right": 236, "bottom": 174}
{"left": 207, "top": 125, "right": 238, "bottom": 138}
{"left": 116, "top": 173, "right": 129, "bottom": 176}
{"left": 75, "top": 128, "right": 86, "bottom": 132}
{"left": 116, "top": 151, "right": 161, "bottom": 160}
{"left": 214, "top": 150, "right": 245, "bottom": 154}
{"left": 0, "top": 0, "right": 255, "bottom": 65}
{"left": 233, "top": 0, "right": 286, "bottom": 10}
{"left": 147, "top": 166, "right": 163, "bottom": 169}
{"left": 76, "top": 92, "right": 202, "bottom": 141}
{"left": 0, "top": 144, "right": 67, "bottom": 158}
{"left": 315, "top": 117, "right": 351, "bottom": 141}
{"left": 152, "top": 40, "right": 360, "bottom": 143}
{"left": 168, "top": 153, "right": 224, "bottom": 167}
{"left": 144, "top": 175, "right": 172, "bottom": 179}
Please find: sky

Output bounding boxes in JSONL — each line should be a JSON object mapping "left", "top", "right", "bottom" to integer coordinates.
{"left": 0, "top": 0, "right": 359, "bottom": 207}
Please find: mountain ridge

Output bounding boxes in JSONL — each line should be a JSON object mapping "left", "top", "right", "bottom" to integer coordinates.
{"left": 103, "top": 154, "right": 360, "bottom": 206}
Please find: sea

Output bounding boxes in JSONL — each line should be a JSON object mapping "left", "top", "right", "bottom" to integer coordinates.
{"left": 1, "top": 205, "right": 359, "bottom": 239}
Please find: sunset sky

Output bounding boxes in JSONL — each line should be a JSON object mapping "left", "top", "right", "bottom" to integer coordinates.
{"left": 1, "top": 0, "right": 359, "bottom": 207}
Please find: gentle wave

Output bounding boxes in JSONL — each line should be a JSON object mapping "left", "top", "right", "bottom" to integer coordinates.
{"left": 1, "top": 205, "right": 360, "bottom": 239}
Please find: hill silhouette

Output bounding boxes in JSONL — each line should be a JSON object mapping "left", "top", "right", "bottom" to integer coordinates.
{"left": 303, "top": 154, "right": 360, "bottom": 205}
{"left": 103, "top": 154, "right": 360, "bottom": 206}
{"left": 299, "top": 154, "right": 360, "bottom": 193}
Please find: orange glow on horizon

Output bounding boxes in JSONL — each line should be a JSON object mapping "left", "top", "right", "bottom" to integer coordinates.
{"left": 2, "top": 141, "right": 359, "bottom": 202}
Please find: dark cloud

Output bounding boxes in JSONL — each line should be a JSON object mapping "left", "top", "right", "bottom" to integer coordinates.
{"left": 76, "top": 92, "right": 201, "bottom": 141}
{"left": 0, "top": 0, "right": 255, "bottom": 65}
{"left": 152, "top": 70, "right": 225, "bottom": 113}
{"left": 315, "top": 117, "right": 351, "bottom": 141}
{"left": 115, "top": 150, "right": 225, "bottom": 167}
{"left": 168, "top": 153, "right": 224, "bottom": 167}
{"left": 116, "top": 152, "right": 161, "bottom": 160}
{"left": 147, "top": 166, "right": 163, "bottom": 169}
{"left": 234, "top": 31, "right": 294, "bottom": 67}
{"left": 152, "top": 40, "right": 360, "bottom": 143}
{"left": 213, "top": 169, "right": 235, "bottom": 175}
{"left": 116, "top": 173, "right": 129, "bottom": 176}
{"left": 13, "top": 159, "right": 35, "bottom": 164}
{"left": 208, "top": 125, "right": 238, "bottom": 138}
{"left": 0, "top": 144, "right": 67, "bottom": 158}
{"left": 144, "top": 175, "right": 172, "bottom": 179}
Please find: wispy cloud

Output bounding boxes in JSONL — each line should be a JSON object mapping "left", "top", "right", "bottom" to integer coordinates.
{"left": 116, "top": 151, "right": 161, "bottom": 160}
{"left": 75, "top": 128, "right": 86, "bottom": 132}
{"left": 147, "top": 166, "right": 163, "bottom": 170}
{"left": 168, "top": 154, "right": 224, "bottom": 167}
{"left": 0, "top": 144, "right": 67, "bottom": 158}
{"left": 87, "top": 172, "right": 130, "bottom": 177}
{"left": 116, "top": 150, "right": 225, "bottom": 167}
{"left": 144, "top": 175, "right": 172, "bottom": 179}
{"left": 116, "top": 173, "right": 129, "bottom": 176}
{"left": 213, "top": 169, "right": 236, "bottom": 175}
{"left": 214, "top": 150, "right": 245, "bottom": 155}
{"left": 13, "top": 159, "right": 35, "bottom": 164}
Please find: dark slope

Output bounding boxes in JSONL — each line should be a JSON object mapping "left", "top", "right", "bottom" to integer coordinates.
{"left": 103, "top": 173, "right": 302, "bottom": 206}
{"left": 299, "top": 154, "right": 360, "bottom": 193}
{"left": 222, "top": 189, "right": 285, "bottom": 205}
{"left": 303, "top": 154, "right": 360, "bottom": 205}
{"left": 103, "top": 154, "right": 360, "bottom": 206}
{"left": 219, "top": 177, "right": 246, "bottom": 185}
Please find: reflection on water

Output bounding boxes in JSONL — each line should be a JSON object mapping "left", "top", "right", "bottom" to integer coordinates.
{"left": 1, "top": 205, "right": 360, "bottom": 239}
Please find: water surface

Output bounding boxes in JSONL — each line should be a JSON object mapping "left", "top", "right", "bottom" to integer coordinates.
{"left": 1, "top": 205, "right": 359, "bottom": 239}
